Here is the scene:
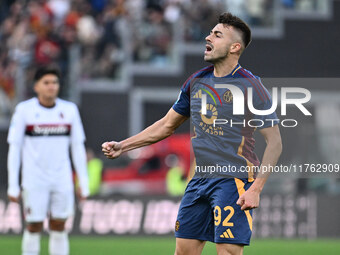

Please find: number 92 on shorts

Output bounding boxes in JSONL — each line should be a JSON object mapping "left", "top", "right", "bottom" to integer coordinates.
{"left": 175, "top": 177, "right": 253, "bottom": 245}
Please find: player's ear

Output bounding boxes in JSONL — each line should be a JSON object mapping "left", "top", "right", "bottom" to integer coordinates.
{"left": 33, "top": 82, "right": 39, "bottom": 94}
{"left": 230, "top": 42, "right": 242, "bottom": 55}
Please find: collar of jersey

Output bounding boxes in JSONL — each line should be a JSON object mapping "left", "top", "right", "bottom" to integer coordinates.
{"left": 212, "top": 63, "right": 241, "bottom": 78}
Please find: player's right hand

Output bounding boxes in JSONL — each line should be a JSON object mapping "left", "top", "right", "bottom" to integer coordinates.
{"left": 76, "top": 188, "right": 88, "bottom": 202}
{"left": 102, "top": 141, "right": 122, "bottom": 159}
{"left": 8, "top": 194, "right": 20, "bottom": 203}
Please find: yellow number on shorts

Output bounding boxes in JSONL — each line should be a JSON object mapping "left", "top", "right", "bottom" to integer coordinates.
{"left": 214, "top": 205, "right": 234, "bottom": 226}
{"left": 222, "top": 206, "right": 234, "bottom": 227}
{"left": 214, "top": 206, "right": 221, "bottom": 226}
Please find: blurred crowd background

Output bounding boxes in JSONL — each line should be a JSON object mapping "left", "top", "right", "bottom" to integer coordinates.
{"left": 0, "top": 0, "right": 329, "bottom": 102}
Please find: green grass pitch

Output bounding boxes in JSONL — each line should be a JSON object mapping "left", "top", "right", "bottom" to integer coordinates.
{"left": 0, "top": 236, "right": 339, "bottom": 254}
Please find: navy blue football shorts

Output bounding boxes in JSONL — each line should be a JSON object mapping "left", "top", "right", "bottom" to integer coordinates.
{"left": 175, "top": 177, "right": 253, "bottom": 245}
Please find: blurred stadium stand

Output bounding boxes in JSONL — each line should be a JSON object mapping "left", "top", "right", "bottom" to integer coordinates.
{"left": 0, "top": 0, "right": 340, "bottom": 238}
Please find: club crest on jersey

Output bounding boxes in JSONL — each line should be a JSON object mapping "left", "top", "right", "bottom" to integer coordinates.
{"left": 60, "top": 112, "right": 64, "bottom": 119}
{"left": 175, "top": 220, "right": 180, "bottom": 231}
{"left": 223, "top": 90, "right": 233, "bottom": 103}
{"left": 25, "top": 207, "right": 31, "bottom": 215}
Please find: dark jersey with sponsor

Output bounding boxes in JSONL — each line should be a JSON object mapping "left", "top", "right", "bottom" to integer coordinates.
{"left": 173, "top": 64, "right": 279, "bottom": 179}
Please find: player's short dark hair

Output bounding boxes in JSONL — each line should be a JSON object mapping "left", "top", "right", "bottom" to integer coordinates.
{"left": 34, "top": 67, "right": 61, "bottom": 82}
{"left": 218, "top": 12, "right": 252, "bottom": 49}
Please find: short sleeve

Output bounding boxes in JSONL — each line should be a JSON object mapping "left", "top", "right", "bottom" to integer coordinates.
{"left": 172, "top": 89, "right": 190, "bottom": 117}
{"left": 7, "top": 104, "right": 26, "bottom": 144}
{"left": 172, "top": 66, "right": 213, "bottom": 117}
{"left": 71, "top": 105, "right": 86, "bottom": 143}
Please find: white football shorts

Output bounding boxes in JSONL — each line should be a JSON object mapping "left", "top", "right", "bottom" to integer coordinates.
{"left": 22, "top": 188, "right": 74, "bottom": 222}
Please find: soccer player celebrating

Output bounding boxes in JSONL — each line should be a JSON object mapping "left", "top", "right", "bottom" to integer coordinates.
{"left": 7, "top": 67, "right": 89, "bottom": 255}
{"left": 102, "top": 13, "right": 282, "bottom": 255}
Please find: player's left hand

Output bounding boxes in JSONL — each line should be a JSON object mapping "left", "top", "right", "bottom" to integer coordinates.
{"left": 236, "top": 189, "right": 260, "bottom": 211}
{"left": 8, "top": 194, "right": 20, "bottom": 203}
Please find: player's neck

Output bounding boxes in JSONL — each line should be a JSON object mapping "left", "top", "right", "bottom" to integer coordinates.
{"left": 213, "top": 58, "right": 239, "bottom": 77}
{"left": 38, "top": 97, "right": 56, "bottom": 108}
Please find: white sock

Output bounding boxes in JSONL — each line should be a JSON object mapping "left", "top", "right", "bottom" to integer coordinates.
{"left": 49, "top": 231, "right": 69, "bottom": 255}
{"left": 22, "top": 229, "right": 41, "bottom": 255}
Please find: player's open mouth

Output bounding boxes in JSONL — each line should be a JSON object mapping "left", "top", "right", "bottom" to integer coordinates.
{"left": 205, "top": 44, "right": 213, "bottom": 54}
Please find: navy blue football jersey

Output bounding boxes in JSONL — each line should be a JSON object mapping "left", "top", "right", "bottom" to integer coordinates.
{"left": 173, "top": 64, "right": 279, "bottom": 179}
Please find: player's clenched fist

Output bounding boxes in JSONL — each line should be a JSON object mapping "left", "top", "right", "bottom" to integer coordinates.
{"left": 102, "top": 141, "right": 123, "bottom": 159}
{"left": 236, "top": 189, "right": 260, "bottom": 211}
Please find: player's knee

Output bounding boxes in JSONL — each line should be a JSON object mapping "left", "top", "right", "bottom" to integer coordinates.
{"left": 26, "top": 222, "right": 43, "bottom": 233}
{"left": 175, "top": 246, "right": 192, "bottom": 255}
{"left": 216, "top": 243, "right": 243, "bottom": 255}
{"left": 175, "top": 239, "right": 204, "bottom": 255}
{"left": 49, "top": 219, "right": 66, "bottom": 231}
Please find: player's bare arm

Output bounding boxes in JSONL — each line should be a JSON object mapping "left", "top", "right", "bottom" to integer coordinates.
{"left": 237, "top": 125, "right": 282, "bottom": 211}
{"left": 102, "top": 108, "right": 188, "bottom": 159}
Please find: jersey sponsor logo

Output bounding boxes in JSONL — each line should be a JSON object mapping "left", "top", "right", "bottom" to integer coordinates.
{"left": 25, "top": 124, "right": 71, "bottom": 136}
{"left": 193, "top": 88, "right": 223, "bottom": 136}
{"left": 193, "top": 89, "right": 218, "bottom": 125}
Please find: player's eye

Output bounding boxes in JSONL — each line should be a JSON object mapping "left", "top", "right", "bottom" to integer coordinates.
{"left": 215, "top": 32, "right": 222, "bottom": 38}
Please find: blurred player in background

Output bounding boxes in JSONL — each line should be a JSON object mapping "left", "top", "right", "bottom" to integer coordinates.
{"left": 7, "top": 67, "right": 89, "bottom": 255}
{"left": 102, "top": 12, "right": 282, "bottom": 255}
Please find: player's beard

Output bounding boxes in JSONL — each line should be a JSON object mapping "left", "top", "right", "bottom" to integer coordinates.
{"left": 204, "top": 48, "right": 230, "bottom": 64}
